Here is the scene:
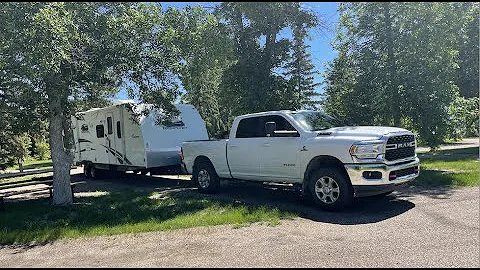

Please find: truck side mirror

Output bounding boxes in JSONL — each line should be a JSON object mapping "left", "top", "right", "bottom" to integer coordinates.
{"left": 265, "top": 121, "right": 276, "bottom": 137}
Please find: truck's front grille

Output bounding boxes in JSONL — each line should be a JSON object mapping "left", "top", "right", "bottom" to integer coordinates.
{"left": 387, "top": 134, "right": 415, "bottom": 144}
{"left": 385, "top": 134, "right": 416, "bottom": 161}
{"left": 385, "top": 147, "right": 415, "bottom": 161}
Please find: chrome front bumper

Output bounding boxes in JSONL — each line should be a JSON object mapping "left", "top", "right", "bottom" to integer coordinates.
{"left": 344, "top": 157, "right": 420, "bottom": 186}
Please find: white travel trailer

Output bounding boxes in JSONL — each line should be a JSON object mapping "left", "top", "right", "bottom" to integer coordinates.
{"left": 72, "top": 101, "right": 209, "bottom": 178}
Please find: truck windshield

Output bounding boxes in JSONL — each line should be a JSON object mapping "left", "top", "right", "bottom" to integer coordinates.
{"left": 290, "top": 111, "right": 339, "bottom": 131}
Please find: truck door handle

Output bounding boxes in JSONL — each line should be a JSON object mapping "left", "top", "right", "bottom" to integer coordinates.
{"left": 262, "top": 143, "right": 271, "bottom": 147}
{"left": 229, "top": 145, "right": 239, "bottom": 148}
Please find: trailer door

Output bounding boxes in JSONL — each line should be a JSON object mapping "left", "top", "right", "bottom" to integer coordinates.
{"left": 105, "top": 112, "right": 117, "bottom": 165}
{"left": 113, "top": 107, "right": 126, "bottom": 165}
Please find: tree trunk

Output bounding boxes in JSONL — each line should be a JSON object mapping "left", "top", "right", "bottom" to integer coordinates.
{"left": 383, "top": 2, "right": 401, "bottom": 127}
{"left": 18, "top": 159, "right": 23, "bottom": 173}
{"left": 46, "top": 77, "right": 74, "bottom": 205}
{"left": 49, "top": 113, "right": 73, "bottom": 205}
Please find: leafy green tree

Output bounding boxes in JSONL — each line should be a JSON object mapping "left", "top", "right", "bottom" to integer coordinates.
{"left": 163, "top": 6, "right": 235, "bottom": 137}
{"left": 284, "top": 3, "right": 321, "bottom": 110}
{"left": 447, "top": 97, "right": 480, "bottom": 139}
{"left": 12, "top": 133, "right": 32, "bottom": 172}
{"left": 218, "top": 2, "right": 320, "bottom": 117}
{"left": 1, "top": 3, "right": 182, "bottom": 205}
{"left": 456, "top": 3, "right": 479, "bottom": 98}
{"left": 323, "top": 2, "right": 468, "bottom": 148}
{"left": 0, "top": 114, "right": 17, "bottom": 171}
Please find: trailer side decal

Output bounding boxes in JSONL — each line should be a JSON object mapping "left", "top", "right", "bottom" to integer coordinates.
{"left": 78, "top": 138, "right": 133, "bottom": 165}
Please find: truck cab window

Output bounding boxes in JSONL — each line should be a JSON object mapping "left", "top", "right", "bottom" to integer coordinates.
{"left": 236, "top": 117, "right": 263, "bottom": 138}
{"left": 96, "top": 125, "right": 104, "bottom": 138}
{"left": 116, "top": 121, "right": 121, "bottom": 138}
{"left": 261, "top": 115, "right": 297, "bottom": 135}
{"left": 107, "top": 117, "right": 113, "bottom": 134}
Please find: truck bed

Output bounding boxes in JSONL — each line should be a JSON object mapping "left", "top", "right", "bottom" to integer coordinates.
{"left": 182, "top": 139, "right": 231, "bottom": 178}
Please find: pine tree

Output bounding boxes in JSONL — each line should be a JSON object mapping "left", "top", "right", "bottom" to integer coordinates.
{"left": 285, "top": 19, "right": 320, "bottom": 110}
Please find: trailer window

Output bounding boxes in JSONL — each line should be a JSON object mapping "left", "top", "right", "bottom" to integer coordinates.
{"left": 107, "top": 117, "right": 113, "bottom": 134}
{"left": 116, "top": 121, "right": 121, "bottom": 138}
{"left": 96, "top": 125, "right": 104, "bottom": 138}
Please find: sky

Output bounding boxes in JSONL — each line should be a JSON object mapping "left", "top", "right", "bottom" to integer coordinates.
{"left": 114, "top": 2, "right": 340, "bottom": 101}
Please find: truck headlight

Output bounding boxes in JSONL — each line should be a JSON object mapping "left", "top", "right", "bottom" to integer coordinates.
{"left": 349, "top": 142, "right": 385, "bottom": 159}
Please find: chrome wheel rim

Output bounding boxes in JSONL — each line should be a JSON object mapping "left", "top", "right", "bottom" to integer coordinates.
{"left": 198, "top": 169, "right": 211, "bottom": 189}
{"left": 314, "top": 176, "right": 340, "bottom": 204}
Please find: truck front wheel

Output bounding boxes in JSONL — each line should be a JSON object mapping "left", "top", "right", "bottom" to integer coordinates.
{"left": 193, "top": 161, "right": 220, "bottom": 193}
{"left": 308, "top": 168, "right": 353, "bottom": 211}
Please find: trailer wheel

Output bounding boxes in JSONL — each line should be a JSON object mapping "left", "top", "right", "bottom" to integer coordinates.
{"left": 90, "top": 165, "right": 100, "bottom": 179}
{"left": 83, "top": 163, "right": 92, "bottom": 178}
{"left": 193, "top": 161, "right": 220, "bottom": 193}
{"left": 308, "top": 167, "right": 353, "bottom": 211}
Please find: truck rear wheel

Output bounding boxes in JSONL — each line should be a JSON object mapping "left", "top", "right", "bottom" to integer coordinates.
{"left": 193, "top": 161, "right": 220, "bottom": 193}
{"left": 308, "top": 167, "right": 353, "bottom": 211}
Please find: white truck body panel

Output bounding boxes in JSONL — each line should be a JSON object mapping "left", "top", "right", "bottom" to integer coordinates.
{"left": 73, "top": 102, "right": 208, "bottom": 169}
{"left": 182, "top": 110, "right": 420, "bottom": 195}
{"left": 182, "top": 140, "right": 231, "bottom": 178}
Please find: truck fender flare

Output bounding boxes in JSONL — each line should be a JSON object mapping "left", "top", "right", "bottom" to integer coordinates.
{"left": 302, "top": 155, "right": 350, "bottom": 194}
{"left": 192, "top": 156, "right": 218, "bottom": 175}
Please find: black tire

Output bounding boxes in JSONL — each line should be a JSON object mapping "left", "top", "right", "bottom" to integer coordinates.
{"left": 192, "top": 160, "right": 220, "bottom": 193}
{"left": 90, "top": 164, "right": 101, "bottom": 179}
{"left": 307, "top": 167, "right": 353, "bottom": 211}
{"left": 83, "top": 163, "right": 92, "bottom": 178}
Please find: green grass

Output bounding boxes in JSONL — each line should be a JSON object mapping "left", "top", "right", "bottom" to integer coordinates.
{"left": 413, "top": 146, "right": 480, "bottom": 187}
{"left": 6, "top": 159, "right": 53, "bottom": 171}
{"left": 420, "top": 159, "right": 479, "bottom": 172}
{"left": 0, "top": 190, "right": 296, "bottom": 245}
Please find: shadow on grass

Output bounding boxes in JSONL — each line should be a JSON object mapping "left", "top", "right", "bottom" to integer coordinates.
{"left": 4, "top": 146, "right": 477, "bottom": 248}
{"left": 0, "top": 172, "right": 418, "bottom": 248}
{"left": 73, "top": 172, "right": 417, "bottom": 226}
{"left": 411, "top": 169, "right": 479, "bottom": 188}
{"left": 0, "top": 187, "right": 283, "bottom": 247}
{"left": 209, "top": 180, "right": 415, "bottom": 225}
{"left": 7, "top": 149, "right": 479, "bottom": 249}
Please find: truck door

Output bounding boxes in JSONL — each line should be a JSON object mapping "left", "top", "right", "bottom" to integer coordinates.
{"left": 227, "top": 116, "right": 262, "bottom": 180}
{"left": 255, "top": 115, "right": 301, "bottom": 182}
{"left": 105, "top": 112, "right": 117, "bottom": 165}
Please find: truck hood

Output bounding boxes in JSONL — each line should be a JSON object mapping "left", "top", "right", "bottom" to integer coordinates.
{"left": 323, "top": 126, "right": 410, "bottom": 139}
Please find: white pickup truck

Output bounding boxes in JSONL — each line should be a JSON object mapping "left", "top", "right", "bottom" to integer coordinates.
{"left": 181, "top": 110, "right": 420, "bottom": 210}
